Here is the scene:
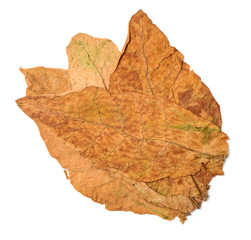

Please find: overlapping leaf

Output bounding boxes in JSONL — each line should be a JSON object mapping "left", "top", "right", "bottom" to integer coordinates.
{"left": 109, "top": 10, "right": 226, "bottom": 203}
{"left": 67, "top": 33, "right": 120, "bottom": 91}
{"left": 109, "top": 10, "right": 222, "bottom": 128}
{"left": 16, "top": 10, "right": 228, "bottom": 223}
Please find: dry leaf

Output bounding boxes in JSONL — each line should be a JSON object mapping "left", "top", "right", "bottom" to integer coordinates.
{"left": 109, "top": 10, "right": 225, "bottom": 203}
{"left": 67, "top": 33, "right": 120, "bottom": 91}
{"left": 17, "top": 87, "right": 227, "bottom": 179}
{"left": 37, "top": 124, "right": 194, "bottom": 222}
{"left": 17, "top": 87, "right": 228, "bottom": 222}
{"left": 20, "top": 67, "right": 70, "bottom": 96}
{"left": 16, "top": 10, "right": 228, "bottom": 223}
{"left": 109, "top": 10, "right": 222, "bottom": 128}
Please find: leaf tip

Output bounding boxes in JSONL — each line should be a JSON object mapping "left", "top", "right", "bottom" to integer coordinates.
{"left": 16, "top": 98, "right": 25, "bottom": 108}
{"left": 135, "top": 9, "right": 146, "bottom": 15}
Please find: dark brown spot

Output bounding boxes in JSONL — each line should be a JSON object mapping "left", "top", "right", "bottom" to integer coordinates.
{"left": 178, "top": 179, "right": 183, "bottom": 185}
{"left": 187, "top": 104, "right": 202, "bottom": 115}
{"left": 178, "top": 89, "right": 193, "bottom": 106}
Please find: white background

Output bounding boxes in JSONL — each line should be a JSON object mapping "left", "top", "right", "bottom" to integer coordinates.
{"left": 1, "top": 0, "right": 251, "bottom": 239}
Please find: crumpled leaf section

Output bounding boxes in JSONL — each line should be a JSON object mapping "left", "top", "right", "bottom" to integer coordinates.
{"left": 16, "top": 10, "right": 228, "bottom": 223}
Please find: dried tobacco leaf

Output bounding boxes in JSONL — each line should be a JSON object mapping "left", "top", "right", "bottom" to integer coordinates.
{"left": 109, "top": 10, "right": 225, "bottom": 203}
{"left": 109, "top": 10, "right": 222, "bottom": 128}
{"left": 16, "top": 10, "right": 228, "bottom": 223}
{"left": 20, "top": 67, "right": 70, "bottom": 96}
{"left": 67, "top": 33, "right": 120, "bottom": 91}
{"left": 17, "top": 87, "right": 227, "bottom": 180}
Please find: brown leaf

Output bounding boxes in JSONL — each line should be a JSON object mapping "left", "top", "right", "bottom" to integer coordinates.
{"left": 20, "top": 67, "right": 193, "bottom": 221}
{"left": 37, "top": 124, "right": 194, "bottom": 222}
{"left": 67, "top": 33, "right": 120, "bottom": 92}
{"left": 20, "top": 67, "right": 70, "bottom": 96}
{"left": 16, "top": 86, "right": 228, "bottom": 222}
{"left": 17, "top": 87, "right": 227, "bottom": 180}
{"left": 21, "top": 33, "right": 120, "bottom": 97}
{"left": 108, "top": 10, "right": 225, "bottom": 207}
{"left": 16, "top": 10, "right": 228, "bottom": 223}
{"left": 109, "top": 10, "right": 222, "bottom": 128}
